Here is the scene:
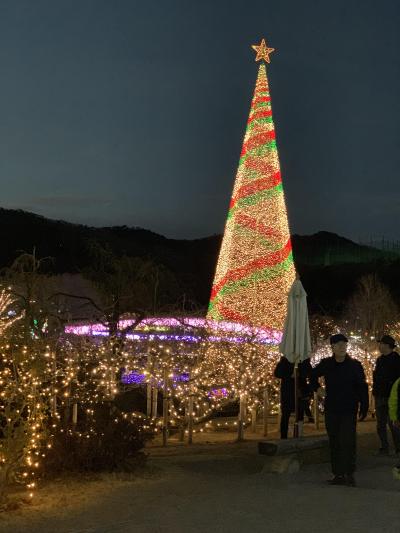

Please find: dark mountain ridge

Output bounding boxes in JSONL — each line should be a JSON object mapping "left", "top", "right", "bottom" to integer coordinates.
{"left": 1, "top": 207, "right": 399, "bottom": 315}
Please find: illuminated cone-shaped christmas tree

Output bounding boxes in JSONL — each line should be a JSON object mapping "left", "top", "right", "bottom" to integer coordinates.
{"left": 207, "top": 39, "right": 295, "bottom": 331}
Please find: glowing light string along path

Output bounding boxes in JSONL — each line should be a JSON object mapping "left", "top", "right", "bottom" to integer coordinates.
{"left": 207, "top": 45, "right": 295, "bottom": 331}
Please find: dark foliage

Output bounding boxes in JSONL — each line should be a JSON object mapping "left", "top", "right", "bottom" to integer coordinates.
{"left": 45, "top": 403, "right": 151, "bottom": 475}
{"left": 114, "top": 388, "right": 163, "bottom": 417}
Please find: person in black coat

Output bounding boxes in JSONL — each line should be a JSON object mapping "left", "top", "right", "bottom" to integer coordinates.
{"left": 274, "top": 356, "right": 312, "bottom": 439}
{"left": 372, "top": 335, "right": 400, "bottom": 455}
{"left": 311, "top": 334, "right": 369, "bottom": 487}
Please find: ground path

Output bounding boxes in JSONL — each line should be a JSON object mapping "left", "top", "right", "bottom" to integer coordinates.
{"left": 1, "top": 421, "right": 399, "bottom": 533}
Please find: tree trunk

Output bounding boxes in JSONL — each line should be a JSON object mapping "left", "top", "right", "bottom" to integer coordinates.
{"left": 251, "top": 406, "right": 257, "bottom": 433}
{"left": 152, "top": 386, "right": 158, "bottom": 419}
{"left": 146, "top": 354, "right": 152, "bottom": 417}
{"left": 263, "top": 388, "right": 269, "bottom": 437}
{"left": 188, "top": 392, "right": 194, "bottom": 445}
{"left": 237, "top": 394, "right": 246, "bottom": 441}
{"left": 162, "top": 368, "right": 169, "bottom": 447}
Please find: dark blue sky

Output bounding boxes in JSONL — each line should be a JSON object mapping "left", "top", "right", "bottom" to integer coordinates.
{"left": 1, "top": 0, "right": 399, "bottom": 240}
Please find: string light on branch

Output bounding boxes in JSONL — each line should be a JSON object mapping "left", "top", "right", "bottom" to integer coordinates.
{"left": 0, "top": 288, "right": 20, "bottom": 334}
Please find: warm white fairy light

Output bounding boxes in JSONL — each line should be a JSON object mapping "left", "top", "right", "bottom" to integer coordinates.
{"left": 0, "top": 288, "right": 20, "bottom": 335}
{"left": 207, "top": 60, "right": 295, "bottom": 330}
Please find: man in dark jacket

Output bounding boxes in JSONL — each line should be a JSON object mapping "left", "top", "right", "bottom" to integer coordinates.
{"left": 311, "top": 334, "right": 369, "bottom": 486}
{"left": 274, "top": 356, "right": 312, "bottom": 439}
{"left": 372, "top": 335, "right": 400, "bottom": 455}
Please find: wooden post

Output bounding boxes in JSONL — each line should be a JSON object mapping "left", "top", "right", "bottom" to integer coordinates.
{"left": 51, "top": 353, "right": 57, "bottom": 417}
{"left": 147, "top": 382, "right": 152, "bottom": 417}
{"left": 51, "top": 394, "right": 57, "bottom": 417}
{"left": 146, "top": 355, "right": 152, "bottom": 417}
{"left": 368, "top": 386, "right": 373, "bottom": 418}
{"left": 188, "top": 391, "right": 194, "bottom": 445}
{"left": 152, "top": 386, "right": 158, "bottom": 419}
{"left": 263, "top": 387, "right": 269, "bottom": 437}
{"left": 179, "top": 412, "right": 185, "bottom": 442}
{"left": 237, "top": 361, "right": 246, "bottom": 442}
{"left": 64, "top": 383, "right": 71, "bottom": 425}
{"left": 108, "top": 363, "right": 115, "bottom": 399}
{"left": 313, "top": 392, "right": 320, "bottom": 429}
{"left": 251, "top": 406, "right": 257, "bottom": 433}
{"left": 162, "top": 368, "right": 168, "bottom": 447}
{"left": 237, "top": 393, "right": 246, "bottom": 441}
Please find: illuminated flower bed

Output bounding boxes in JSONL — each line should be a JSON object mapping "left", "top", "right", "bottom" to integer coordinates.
{"left": 65, "top": 317, "right": 282, "bottom": 345}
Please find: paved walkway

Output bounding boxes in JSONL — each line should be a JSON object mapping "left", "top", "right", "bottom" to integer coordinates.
{"left": 1, "top": 425, "right": 399, "bottom": 533}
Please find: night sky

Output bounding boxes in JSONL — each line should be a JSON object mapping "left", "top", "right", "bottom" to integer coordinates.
{"left": 1, "top": 0, "right": 399, "bottom": 240}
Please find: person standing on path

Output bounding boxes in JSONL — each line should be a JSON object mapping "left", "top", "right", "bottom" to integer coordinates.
{"left": 311, "top": 334, "right": 369, "bottom": 486}
{"left": 372, "top": 335, "right": 400, "bottom": 455}
{"left": 274, "top": 356, "right": 312, "bottom": 439}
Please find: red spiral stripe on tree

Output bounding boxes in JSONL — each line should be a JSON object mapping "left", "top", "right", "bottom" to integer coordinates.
{"left": 216, "top": 303, "right": 247, "bottom": 322}
{"left": 234, "top": 212, "right": 282, "bottom": 240}
{"left": 243, "top": 157, "right": 279, "bottom": 175}
{"left": 210, "top": 239, "right": 292, "bottom": 300}
{"left": 251, "top": 96, "right": 271, "bottom": 106}
{"left": 240, "top": 130, "right": 276, "bottom": 158}
{"left": 247, "top": 109, "right": 273, "bottom": 124}
{"left": 229, "top": 171, "right": 281, "bottom": 209}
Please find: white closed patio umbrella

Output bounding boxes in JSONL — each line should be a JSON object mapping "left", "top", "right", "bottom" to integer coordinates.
{"left": 279, "top": 276, "right": 312, "bottom": 437}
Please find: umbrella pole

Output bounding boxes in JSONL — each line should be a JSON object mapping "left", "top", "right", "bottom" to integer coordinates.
{"left": 293, "top": 361, "right": 299, "bottom": 438}
{"left": 263, "top": 387, "right": 269, "bottom": 437}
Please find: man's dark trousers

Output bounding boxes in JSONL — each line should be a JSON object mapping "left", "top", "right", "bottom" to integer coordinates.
{"left": 325, "top": 411, "right": 357, "bottom": 475}
{"left": 280, "top": 402, "right": 305, "bottom": 439}
{"left": 375, "top": 397, "right": 400, "bottom": 452}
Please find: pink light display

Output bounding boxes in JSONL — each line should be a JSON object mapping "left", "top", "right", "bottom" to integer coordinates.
{"left": 65, "top": 317, "right": 281, "bottom": 346}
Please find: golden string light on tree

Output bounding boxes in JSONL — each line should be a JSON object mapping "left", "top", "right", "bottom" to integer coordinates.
{"left": 0, "top": 340, "right": 54, "bottom": 504}
{"left": 0, "top": 288, "right": 20, "bottom": 334}
{"left": 251, "top": 38, "right": 275, "bottom": 63}
{"left": 207, "top": 39, "right": 295, "bottom": 331}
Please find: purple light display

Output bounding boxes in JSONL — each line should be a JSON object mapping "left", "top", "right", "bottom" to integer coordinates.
{"left": 120, "top": 370, "right": 191, "bottom": 386}
{"left": 208, "top": 388, "right": 229, "bottom": 399}
{"left": 120, "top": 371, "right": 146, "bottom": 385}
{"left": 65, "top": 317, "right": 281, "bottom": 346}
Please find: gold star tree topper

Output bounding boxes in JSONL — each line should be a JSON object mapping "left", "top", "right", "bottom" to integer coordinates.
{"left": 252, "top": 38, "right": 275, "bottom": 63}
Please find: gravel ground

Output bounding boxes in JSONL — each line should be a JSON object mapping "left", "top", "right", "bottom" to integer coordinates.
{"left": 1, "top": 429, "right": 399, "bottom": 533}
